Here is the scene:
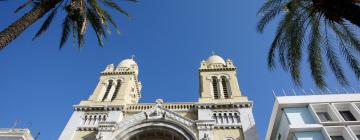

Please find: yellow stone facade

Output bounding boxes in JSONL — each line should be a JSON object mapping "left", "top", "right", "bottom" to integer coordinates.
{"left": 60, "top": 55, "right": 258, "bottom": 140}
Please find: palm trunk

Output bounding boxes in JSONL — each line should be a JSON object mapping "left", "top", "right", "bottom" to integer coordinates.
{"left": 341, "top": 3, "right": 360, "bottom": 27}
{"left": 0, "top": 1, "right": 61, "bottom": 50}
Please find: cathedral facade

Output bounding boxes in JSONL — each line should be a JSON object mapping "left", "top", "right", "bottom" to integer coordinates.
{"left": 59, "top": 55, "right": 258, "bottom": 140}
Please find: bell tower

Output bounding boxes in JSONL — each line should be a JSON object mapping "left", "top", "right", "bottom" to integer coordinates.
{"left": 198, "top": 54, "right": 246, "bottom": 103}
{"left": 87, "top": 58, "right": 142, "bottom": 105}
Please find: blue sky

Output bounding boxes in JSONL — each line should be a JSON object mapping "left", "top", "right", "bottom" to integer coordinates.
{"left": 0, "top": 0, "right": 359, "bottom": 139}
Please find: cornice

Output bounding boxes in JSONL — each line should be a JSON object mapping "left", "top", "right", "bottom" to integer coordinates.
{"left": 126, "top": 103, "right": 197, "bottom": 112}
{"left": 100, "top": 71, "right": 135, "bottom": 75}
{"left": 73, "top": 105, "right": 124, "bottom": 111}
{"left": 77, "top": 127, "right": 98, "bottom": 131}
{"left": 199, "top": 67, "right": 236, "bottom": 72}
{"left": 195, "top": 102, "right": 253, "bottom": 109}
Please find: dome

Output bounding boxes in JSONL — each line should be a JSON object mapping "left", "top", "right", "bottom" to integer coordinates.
{"left": 206, "top": 55, "right": 226, "bottom": 65}
{"left": 118, "top": 59, "right": 137, "bottom": 68}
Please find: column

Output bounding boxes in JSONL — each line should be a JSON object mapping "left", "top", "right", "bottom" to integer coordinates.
{"left": 217, "top": 114, "right": 221, "bottom": 124}
{"left": 218, "top": 79, "right": 224, "bottom": 99}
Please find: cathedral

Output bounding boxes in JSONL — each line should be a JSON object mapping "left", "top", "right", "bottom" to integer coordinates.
{"left": 59, "top": 54, "right": 258, "bottom": 140}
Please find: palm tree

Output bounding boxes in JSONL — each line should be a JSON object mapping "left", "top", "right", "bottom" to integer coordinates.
{"left": 0, "top": 0, "right": 134, "bottom": 50}
{"left": 257, "top": 0, "right": 360, "bottom": 88}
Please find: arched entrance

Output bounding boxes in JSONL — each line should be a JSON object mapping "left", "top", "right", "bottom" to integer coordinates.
{"left": 128, "top": 126, "right": 186, "bottom": 140}
{"left": 112, "top": 120, "right": 197, "bottom": 140}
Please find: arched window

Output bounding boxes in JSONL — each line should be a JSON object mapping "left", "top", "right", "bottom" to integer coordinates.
{"left": 212, "top": 76, "right": 219, "bottom": 99}
{"left": 221, "top": 76, "right": 230, "bottom": 98}
{"left": 111, "top": 79, "right": 121, "bottom": 101}
{"left": 102, "top": 80, "right": 113, "bottom": 101}
{"left": 224, "top": 137, "right": 235, "bottom": 140}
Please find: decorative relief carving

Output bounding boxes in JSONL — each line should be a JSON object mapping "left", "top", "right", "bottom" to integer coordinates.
{"left": 115, "top": 104, "right": 196, "bottom": 133}
{"left": 196, "top": 120, "right": 215, "bottom": 131}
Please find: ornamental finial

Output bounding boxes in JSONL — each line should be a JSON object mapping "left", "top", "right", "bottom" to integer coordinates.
{"left": 155, "top": 99, "right": 164, "bottom": 104}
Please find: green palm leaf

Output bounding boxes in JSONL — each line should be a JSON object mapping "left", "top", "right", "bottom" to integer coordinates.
{"left": 86, "top": 7, "right": 106, "bottom": 47}
{"left": 101, "top": 0, "right": 131, "bottom": 17}
{"left": 308, "top": 15, "right": 326, "bottom": 88}
{"left": 258, "top": 0, "right": 360, "bottom": 88}
{"left": 32, "top": 9, "right": 57, "bottom": 41}
{"left": 59, "top": 16, "right": 72, "bottom": 48}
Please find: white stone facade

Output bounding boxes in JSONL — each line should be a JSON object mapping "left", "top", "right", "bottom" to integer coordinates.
{"left": 0, "top": 128, "right": 34, "bottom": 140}
{"left": 266, "top": 94, "right": 360, "bottom": 140}
{"left": 59, "top": 55, "right": 258, "bottom": 140}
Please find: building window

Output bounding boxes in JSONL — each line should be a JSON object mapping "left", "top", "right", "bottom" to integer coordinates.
{"left": 339, "top": 110, "right": 356, "bottom": 121}
{"left": 317, "top": 112, "right": 332, "bottom": 122}
{"left": 330, "top": 136, "right": 345, "bottom": 140}
{"left": 224, "top": 137, "right": 234, "bottom": 140}
{"left": 221, "top": 76, "right": 230, "bottom": 99}
{"left": 212, "top": 77, "right": 219, "bottom": 99}
{"left": 111, "top": 80, "right": 121, "bottom": 101}
{"left": 102, "top": 80, "right": 113, "bottom": 101}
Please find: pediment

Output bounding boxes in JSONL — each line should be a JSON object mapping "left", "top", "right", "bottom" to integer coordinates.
{"left": 115, "top": 104, "right": 195, "bottom": 132}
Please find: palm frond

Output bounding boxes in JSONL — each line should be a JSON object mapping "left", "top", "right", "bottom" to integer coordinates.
{"left": 59, "top": 16, "right": 72, "bottom": 48}
{"left": 285, "top": 2, "right": 309, "bottom": 85}
{"left": 268, "top": 9, "right": 296, "bottom": 71}
{"left": 101, "top": 0, "right": 131, "bottom": 17}
{"left": 258, "top": 0, "right": 359, "bottom": 88}
{"left": 86, "top": 7, "right": 106, "bottom": 47}
{"left": 267, "top": 23, "right": 286, "bottom": 70}
{"left": 257, "top": 1, "right": 286, "bottom": 32}
{"left": 257, "top": 0, "right": 283, "bottom": 16}
{"left": 337, "top": 24, "right": 360, "bottom": 53}
{"left": 125, "top": 0, "right": 138, "bottom": 3}
{"left": 323, "top": 24, "right": 349, "bottom": 86}
{"left": 102, "top": 10, "right": 121, "bottom": 33}
{"left": 14, "top": 0, "right": 34, "bottom": 13}
{"left": 331, "top": 23, "right": 360, "bottom": 79}
{"left": 32, "top": 9, "right": 57, "bottom": 41}
{"left": 88, "top": 0, "right": 110, "bottom": 33}
{"left": 308, "top": 15, "right": 326, "bottom": 88}
{"left": 339, "top": 42, "right": 360, "bottom": 79}
{"left": 72, "top": 21, "right": 77, "bottom": 48}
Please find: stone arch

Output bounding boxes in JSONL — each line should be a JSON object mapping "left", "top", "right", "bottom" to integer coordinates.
{"left": 220, "top": 75, "right": 231, "bottom": 98}
{"left": 206, "top": 73, "right": 230, "bottom": 79}
{"left": 97, "top": 77, "right": 125, "bottom": 101}
{"left": 101, "top": 77, "right": 125, "bottom": 84}
{"left": 111, "top": 119, "right": 197, "bottom": 140}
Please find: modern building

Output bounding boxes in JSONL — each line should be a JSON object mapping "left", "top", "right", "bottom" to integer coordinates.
{"left": 0, "top": 128, "right": 34, "bottom": 140}
{"left": 59, "top": 55, "right": 258, "bottom": 140}
{"left": 266, "top": 94, "right": 360, "bottom": 140}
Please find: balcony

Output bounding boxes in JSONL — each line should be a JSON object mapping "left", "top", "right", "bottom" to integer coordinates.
{"left": 348, "top": 125, "right": 360, "bottom": 140}
{"left": 333, "top": 103, "right": 360, "bottom": 124}
{"left": 323, "top": 126, "right": 355, "bottom": 140}
{"left": 309, "top": 103, "right": 342, "bottom": 125}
